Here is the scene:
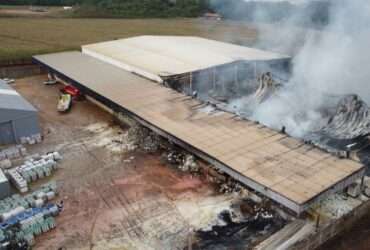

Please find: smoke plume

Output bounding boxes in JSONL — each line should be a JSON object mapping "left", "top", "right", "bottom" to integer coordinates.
{"left": 212, "top": 0, "right": 370, "bottom": 138}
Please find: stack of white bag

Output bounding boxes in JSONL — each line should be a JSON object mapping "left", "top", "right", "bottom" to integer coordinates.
{"left": 17, "top": 152, "right": 62, "bottom": 183}
{"left": 0, "top": 145, "right": 27, "bottom": 169}
{"left": 6, "top": 152, "right": 62, "bottom": 193}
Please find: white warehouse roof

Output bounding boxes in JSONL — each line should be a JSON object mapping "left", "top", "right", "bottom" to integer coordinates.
{"left": 82, "top": 36, "right": 290, "bottom": 82}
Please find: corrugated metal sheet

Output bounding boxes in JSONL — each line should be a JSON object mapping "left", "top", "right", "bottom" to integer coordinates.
{"left": 34, "top": 51, "right": 365, "bottom": 213}
{"left": 82, "top": 36, "right": 290, "bottom": 82}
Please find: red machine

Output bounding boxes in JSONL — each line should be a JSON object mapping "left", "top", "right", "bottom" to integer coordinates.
{"left": 62, "top": 85, "right": 81, "bottom": 98}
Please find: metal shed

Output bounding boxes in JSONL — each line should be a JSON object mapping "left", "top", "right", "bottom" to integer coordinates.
{"left": 0, "top": 169, "right": 10, "bottom": 199}
{"left": 0, "top": 80, "right": 40, "bottom": 145}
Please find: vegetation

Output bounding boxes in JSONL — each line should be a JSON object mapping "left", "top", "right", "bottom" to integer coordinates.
{"left": 211, "top": 0, "right": 331, "bottom": 26}
{"left": 0, "top": 0, "right": 210, "bottom": 18}
{"left": 0, "top": 18, "right": 257, "bottom": 62}
{"left": 0, "top": 0, "right": 81, "bottom": 6}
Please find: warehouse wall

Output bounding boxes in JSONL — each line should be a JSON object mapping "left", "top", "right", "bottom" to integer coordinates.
{"left": 0, "top": 112, "right": 40, "bottom": 145}
{"left": 0, "top": 121, "right": 15, "bottom": 145}
{"left": 13, "top": 115, "right": 40, "bottom": 140}
{"left": 0, "top": 109, "right": 36, "bottom": 124}
{"left": 164, "top": 58, "right": 291, "bottom": 102}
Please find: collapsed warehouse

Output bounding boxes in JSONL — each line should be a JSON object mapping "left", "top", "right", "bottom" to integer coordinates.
{"left": 31, "top": 36, "right": 370, "bottom": 249}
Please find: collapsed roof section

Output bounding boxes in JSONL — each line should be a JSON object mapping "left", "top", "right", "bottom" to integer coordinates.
{"left": 82, "top": 36, "right": 290, "bottom": 83}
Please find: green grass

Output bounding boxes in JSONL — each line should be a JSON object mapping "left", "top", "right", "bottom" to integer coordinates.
{"left": 0, "top": 18, "right": 258, "bottom": 62}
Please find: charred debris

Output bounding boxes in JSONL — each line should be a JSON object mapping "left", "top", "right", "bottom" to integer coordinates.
{"left": 163, "top": 61, "right": 370, "bottom": 169}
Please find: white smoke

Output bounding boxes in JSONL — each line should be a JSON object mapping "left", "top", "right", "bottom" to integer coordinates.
{"left": 215, "top": 0, "right": 370, "bottom": 138}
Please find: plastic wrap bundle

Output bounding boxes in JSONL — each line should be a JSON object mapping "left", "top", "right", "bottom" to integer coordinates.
{"left": 20, "top": 134, "right": 42, "bottom": 145}
{"left": 0, "top": 145, "right": 27, "bottom": 161}
{"left": 0, "top": 204, "right": 60, "bottom": 247}
{"left": 0, "top": 206, "right": 26, "bottom": 222}
{"left": 16, "top": 152, "right": 61, "bottom": 184}
{"left": 6, "top": 169, "right": 28, "bottom": 193}
{"left": 0, "top": 181, "right": 58, "bottom": 221}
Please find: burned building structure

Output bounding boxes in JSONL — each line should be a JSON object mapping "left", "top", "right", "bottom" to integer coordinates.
{"left": 82, "top": 36, "right": 291, "bottom": 103}
{"left": 33, "top": 36, "right": 366, "bottom": 215}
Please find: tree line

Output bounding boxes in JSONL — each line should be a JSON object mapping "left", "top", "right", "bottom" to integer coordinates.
{"left": 0, "top": 0, "right": 210, "bottom": 18}
{"left": 0, "top": 0, "right": 330, "bottom": 24}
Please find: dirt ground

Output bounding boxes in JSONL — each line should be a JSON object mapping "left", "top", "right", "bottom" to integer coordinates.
{"left": 11, "top": 75, "right": 247, "bottom": 250}
{"left": 0, "top": 17, "right": 258, "bottom": 62}
{"left": 316, "top": 212, "right": 370, "bottom": 250}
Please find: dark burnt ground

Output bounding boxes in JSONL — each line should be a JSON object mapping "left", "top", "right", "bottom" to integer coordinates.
{"left": 316, "top": 211, "right": 370, "bottom": 250}
{"left": 191, "top": 200, "right": 286, "bottom": 250}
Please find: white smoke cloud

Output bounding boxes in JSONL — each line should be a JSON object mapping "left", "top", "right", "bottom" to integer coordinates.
{"left": 218, "top": 0, "right": 370, "bottom": 138}
{"left": 244, "top": 0, "right": 308, "bottom": 4}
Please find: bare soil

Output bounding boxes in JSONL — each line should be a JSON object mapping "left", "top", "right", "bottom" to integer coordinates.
{"left": 316, "top": 213, "right": 370, "bottom": 250}
{"left": 12, "top": 75, "right": 233, "bottom": 250}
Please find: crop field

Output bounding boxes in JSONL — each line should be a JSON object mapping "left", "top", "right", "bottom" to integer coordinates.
{"left": 0, "top": 17, "right": 258, "bottom": 62}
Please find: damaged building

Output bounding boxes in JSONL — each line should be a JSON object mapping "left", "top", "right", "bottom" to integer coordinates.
{"left": 33, "top": 36, "right": 366, "bottom": 216}
{"left": 82, "top": 36, "right": 291, "bottom": 102}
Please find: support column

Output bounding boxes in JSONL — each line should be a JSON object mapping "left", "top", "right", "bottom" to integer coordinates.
{"left": 213, "top": 68, "right": 216, "bottom": 91}
{"left": 234, "top": 64, "right": 239, "bottom": 94}
{"left": 190, "top": 73, "right": 193, "bottom": 93}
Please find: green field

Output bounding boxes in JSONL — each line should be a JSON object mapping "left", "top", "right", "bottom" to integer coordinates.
{"left": 0, "top": 18, "right": 258, "bottom": 62}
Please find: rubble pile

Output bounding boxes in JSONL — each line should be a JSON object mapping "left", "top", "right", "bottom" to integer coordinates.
{"left": 193, "top": 199, "right": 285, "bottom": 250}
{"left": 165, "top": 150, "right": 200, "bottom": 173}
{"left": 218, "top": 179, "right": 246, "bottom": 194}
{"left": 161, "top": 142, "right": 203, "bottom": 174}
{"left": 85, "top": 122, "right": 137, "bottom": 153}
{"left": 306, "top": 94, "right": 370, "bottom": 154}
{"left": 363, "top": 177, "right": 370, "bottom": 197}
{"left": 319, "top": 193, "right": 358, "bottom": 219}
{"left": 202, "top": 167, "right": 249, "bottom": 196}
{"left": 127, "top": 123, "right": 163, "bottom": 153}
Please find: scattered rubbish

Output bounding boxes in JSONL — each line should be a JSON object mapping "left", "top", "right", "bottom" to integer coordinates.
{"left": 164, "top": 148, "right": 200, "bottom": 174}
{"left": 347, "top": 182, "right": 361, "bottom": 198}
{"left": 318, "top": 193, "right": 360, "bottom": 219}
{"left": 127, "top": 122, "right": 163, "bottom": 153}
{"left": 85, "top": 122, "right": 137, "bottom": 153}
{"left": 363, "top": 187, "right": 370, "bottom": 197}
{"left": 192, "top": 199, "right": 285, "bottom": 250}
{"left": 362, "top": 177, "right": 370, "bottom": 197}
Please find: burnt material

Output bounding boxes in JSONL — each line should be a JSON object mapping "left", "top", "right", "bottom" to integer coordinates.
{"left": 306, "top": 95, "right": 370, "bottom": 153}
{"left": 192, "top": 200, "right": 285, "bottom": 250}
